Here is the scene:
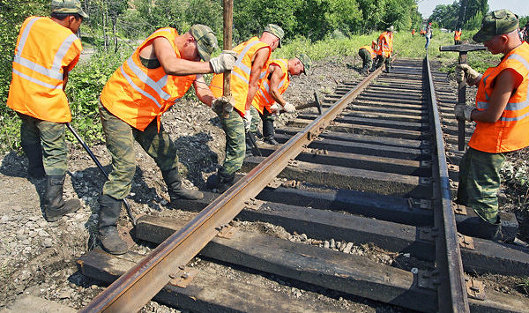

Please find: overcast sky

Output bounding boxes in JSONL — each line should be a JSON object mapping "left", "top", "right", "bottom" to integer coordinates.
{"left": 417, "top": 0, "right": 529, "bottom": 18}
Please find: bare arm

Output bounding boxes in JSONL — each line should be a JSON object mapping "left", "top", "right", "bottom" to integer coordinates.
{"left": 471, "top": 69, "right": 520, "bottom": 123}
{"left": 193, "top": 75, "right": 215, "bottom": 106}
{"left": 244, "top": 48, "right": 270, "bottom": 111}
{"left": 153, "top": 37, "right": 213, "bottom": 76}
{"left": 268, "top": 64, "right": 286, "bottom": 106}
{"left": 63, "top": 69, "right": 69, "bottom": 90}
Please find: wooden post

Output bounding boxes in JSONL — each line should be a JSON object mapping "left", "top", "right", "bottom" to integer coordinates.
{"left": 223, "top": 0, "right": 233, "bottom": 97}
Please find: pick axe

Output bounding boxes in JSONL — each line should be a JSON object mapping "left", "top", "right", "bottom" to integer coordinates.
{"left": 439, "top": 44, "right": 486, "bottom": 151}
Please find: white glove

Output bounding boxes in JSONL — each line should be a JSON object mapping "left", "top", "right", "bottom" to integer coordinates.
{"left": 454, "top": 105, "right": 474, "bottom": 121}
{"left": 243, "top": 110, "right": 252, "bottom": 131}
{"left": 456, "top": 64, "right": 482, "bottom": 86}
{"left": 282, "top": 102, "right": 296, "bottom": 113}
{"left": 270, "top": 103, "right": 281, "bottom": 114}
{"left": 212, "top": 96, "right": 234, "bottom": 115}
{"left": 210, "top": 50, "right": 237, "bottom": 74}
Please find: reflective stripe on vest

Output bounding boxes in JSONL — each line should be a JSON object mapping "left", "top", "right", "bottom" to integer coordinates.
{"left": 99, "top": 28, "right": 194, "bottom": 131}
{"left": 209, "top": 37, "right": 271, "bottom": 114}
{"left": 469, "top": 42, "right": 529, "bottom": 153}
{"left": 253, "top": 59, "right": 290, "bottom": 114}
{"left": 12, "top": 17, "right": 78, "bottom": 89}
{"left": 7, "top": 16, "right": 82, "bottom": 123}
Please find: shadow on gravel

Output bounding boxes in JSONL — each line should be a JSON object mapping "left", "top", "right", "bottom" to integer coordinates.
{"left": 173, "top": 132, "right": 219, "bottom": 188}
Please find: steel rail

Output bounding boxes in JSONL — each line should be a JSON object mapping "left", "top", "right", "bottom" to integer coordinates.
{"left": 424, "top": 56, "right": 469, "bottom": 312}
{"left": 79, "top": 65, "right": 386, "bottom": 313}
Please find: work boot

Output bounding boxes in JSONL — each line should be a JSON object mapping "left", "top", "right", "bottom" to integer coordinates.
{"left": 206, "top": 171, "right": 235, "bottom": 193}
{"left": 44, "top": 175, "right": 81, "bottom": 222}
{"left": 98, "top": 194, "right": 128, "bottom": 255}
{"left": 474, "top": 216, "right": 516, "bottom": 243}
{"left": 262, "top": 119, "right": 278, "bottom": 145}
{"left": 21, "top": 142, "right": 45, "bottom": 179}
{"left": 245, "top": 135, "right": 255, "bottom": 157}
{"left": 162, "top": 168, "right": 203, "bottom": 201}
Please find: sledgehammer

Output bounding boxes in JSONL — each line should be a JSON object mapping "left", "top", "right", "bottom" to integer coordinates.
{"left": 66, "top": 123, "right": 137, "bottom": 226}
{"left": 439, "top": 44, "right": 486, "bottom": 151}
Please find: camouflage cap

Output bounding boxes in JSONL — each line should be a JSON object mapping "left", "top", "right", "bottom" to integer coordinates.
{"left": 189, "top": 24, "right": 218, "bottom": 62}
{"left": 473, "top": 9, "right": 519, "bottom": 43}
{"left": 264, "top": 24, "right": 284, "bottom": 47}
{"left": 51, "top": 0, "right": 89, "bottom": 19}
{"left": 297, "top": 53, "right": 312, "bottom": 75}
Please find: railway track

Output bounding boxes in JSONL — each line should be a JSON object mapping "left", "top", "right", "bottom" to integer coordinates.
{"left": 77, "top": 57, "right": 529, "bottom": 313}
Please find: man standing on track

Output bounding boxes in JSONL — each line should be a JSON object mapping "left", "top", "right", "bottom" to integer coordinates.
{"left": 248, "top": 54, "right": 311, "bottom": 146}
{"left": 373, "top": 26, "right": 394, "bottom": 73}
{"left": 96, "top": 24, "right": 236, "bottom": 254}
{"left": 208, "top": 24, "right": 284, "bottom": 192}
{"left": 454, "top": 9, "right": 529, "bottom": 243}
{"left": 454, "top": 28, "right": 462, "bottom": 45}
{"left": 6, "top": 0, "right": 87, "bottom": 222}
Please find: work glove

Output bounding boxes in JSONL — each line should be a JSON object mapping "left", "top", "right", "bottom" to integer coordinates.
{"left": 282, "top": 102, "right": 296, "bottom": 113}
{"left": 270, "top": 103, "right": 281, "bottom": 115}
{"left": 454, "top": 105, "right": 474, "bottom": 121}
{"left": 456, "top": 64, "right": 482, "bottom": 86}
{"left": 243, "top": 110, "right": 252, "bottom": 132}
{"left": 211, "top": 96, "right": 234, "bottom": 115}
{"left": 209, "top": 50, "right": 238, "bottom": 74}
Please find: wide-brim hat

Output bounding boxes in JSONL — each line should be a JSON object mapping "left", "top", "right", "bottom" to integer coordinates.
{"left": 51, "top": 0, "right": 89, "bottom": 19}
{"left": 189, "top": 24, "right": 218, "bottom": 62}
{"left": 473, "top": 9, "right": 519, "bottom": 43}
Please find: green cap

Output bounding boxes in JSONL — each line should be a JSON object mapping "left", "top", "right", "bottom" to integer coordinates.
{"left": 51, "top": 0, "right": 89, "bottom": 19}
{"left": 264, "top": 24, "right": 284, "bottom": 47}
{"left": 189, "top": 24, "right": 218, "bottom": 62}
{"left": 473, "top": 9, "right": 519, "bottom": 43}
{"left": 297, "top": 53, "right": 312, "bottom": 74}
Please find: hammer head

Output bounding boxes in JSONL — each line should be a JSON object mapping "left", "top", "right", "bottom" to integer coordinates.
{"left": 439, "top": 44, "right": 487, "bottom": 53}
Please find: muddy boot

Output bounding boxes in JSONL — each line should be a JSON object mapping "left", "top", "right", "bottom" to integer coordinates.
{"left": 206, "top": 171, "right": 235, "bottom": 193}
{"left": 21, "top": 142, "right": 45, "bottom": 179}
{"left": 44, "top": 175, "right": 81, "bottom": 222}
{"left": 262, "top": 119, "right": 278, "bottom": 145}
{"left": 98, "top": 194, "right": 128, "bottom": 255}
{"left": 162, "top": 168, "right": 203, "bottom": 201}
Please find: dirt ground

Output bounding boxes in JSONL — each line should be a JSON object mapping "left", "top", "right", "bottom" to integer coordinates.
{"left": 0, "top": 55, "right": 527, "bottom": 312}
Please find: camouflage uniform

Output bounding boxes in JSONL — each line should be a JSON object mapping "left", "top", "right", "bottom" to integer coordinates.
{"left": 218, "top": 110, "right": 247, "bottom": 179}
{"left": 456, "top": 147, "right": 506, "bottom": 224}
{"left": 99, "top": 102, "right": 179, "bottom": 200}
{"left": 18, "top": 113, "right": 67, "bottom": 176}
{"left": 358, "top": 48, "right": 373, "bottom": 72}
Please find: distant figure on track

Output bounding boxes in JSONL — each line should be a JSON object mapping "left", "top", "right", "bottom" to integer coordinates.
{"left": 454, "top": 9, "right": 529, "bottom": 244}
{"left": 454, "top": 28, "right": 462, "bottom": 45}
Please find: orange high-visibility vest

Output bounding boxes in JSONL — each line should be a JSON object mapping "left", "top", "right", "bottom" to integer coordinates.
{"left": 252, "top": 59, "right": 290, "bottom": 114}
{"left": 359, "top": 46, "right": 376, "bottom": 59}
{"left": 100, "top": 28, "right": 196, "bottom": 131}
{"left": 454, "top": 30, "right": 462, "bottom": 41}
{"left": 7, "top": 16, "right": 82, "bottom": 123}
{"left": 469, "top": 42, "right": 529, "bottom": 153}
{"left": 210, "top": 37, "right": 271, "bottom": 115}
{"left": 376, "top": 31, "right": 392, "bottom": 58}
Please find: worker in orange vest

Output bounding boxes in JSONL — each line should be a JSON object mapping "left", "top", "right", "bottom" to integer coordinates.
{"left": 412, "top": 29, "right": 416, "bottom": 36}
{"left": 250, "top": 54, "right": 311, "bottom": 145}
{"left": 373, "top": 26, "right": 394, "bottom": 73}
{"left": 455, "top": 10, "right": 529, "bottom": 244}
{"left": 97, "top": 24, "right": 236, "bottom": 254}
{"left": 208, "top": 24, "right": 283, "bottom": 192}
{"left": 358, "top": 40, "right": 377, "bottom": 74}
{"left": 454, "top": 28, "right": 462, "bottom": 45}
{"left": 6, "top": 0, "right": 87, "bottom": 222}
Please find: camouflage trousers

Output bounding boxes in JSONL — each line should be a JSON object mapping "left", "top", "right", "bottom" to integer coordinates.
{"left": 456, "top": 147, "right": 506, "bottom": 224}
{"left": 248, "top": 106, "right": 260, "bottom": 134}
{"left": 99, "top": 102, "right": 179, "bottom": 200}
{"left": 374, "top": 54, "right": 391, "bottom": 69}
{"left": 260, "top": 108, "right": 275, "bottom": 138}
{"left": 17, "top": 112, "right": 67, "bottom": 176}
{"left": 358, "top": 48, "right": 373, "bottom": 70}
{"left": 218, "top": 109, "right": 251, "bottom": 177}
